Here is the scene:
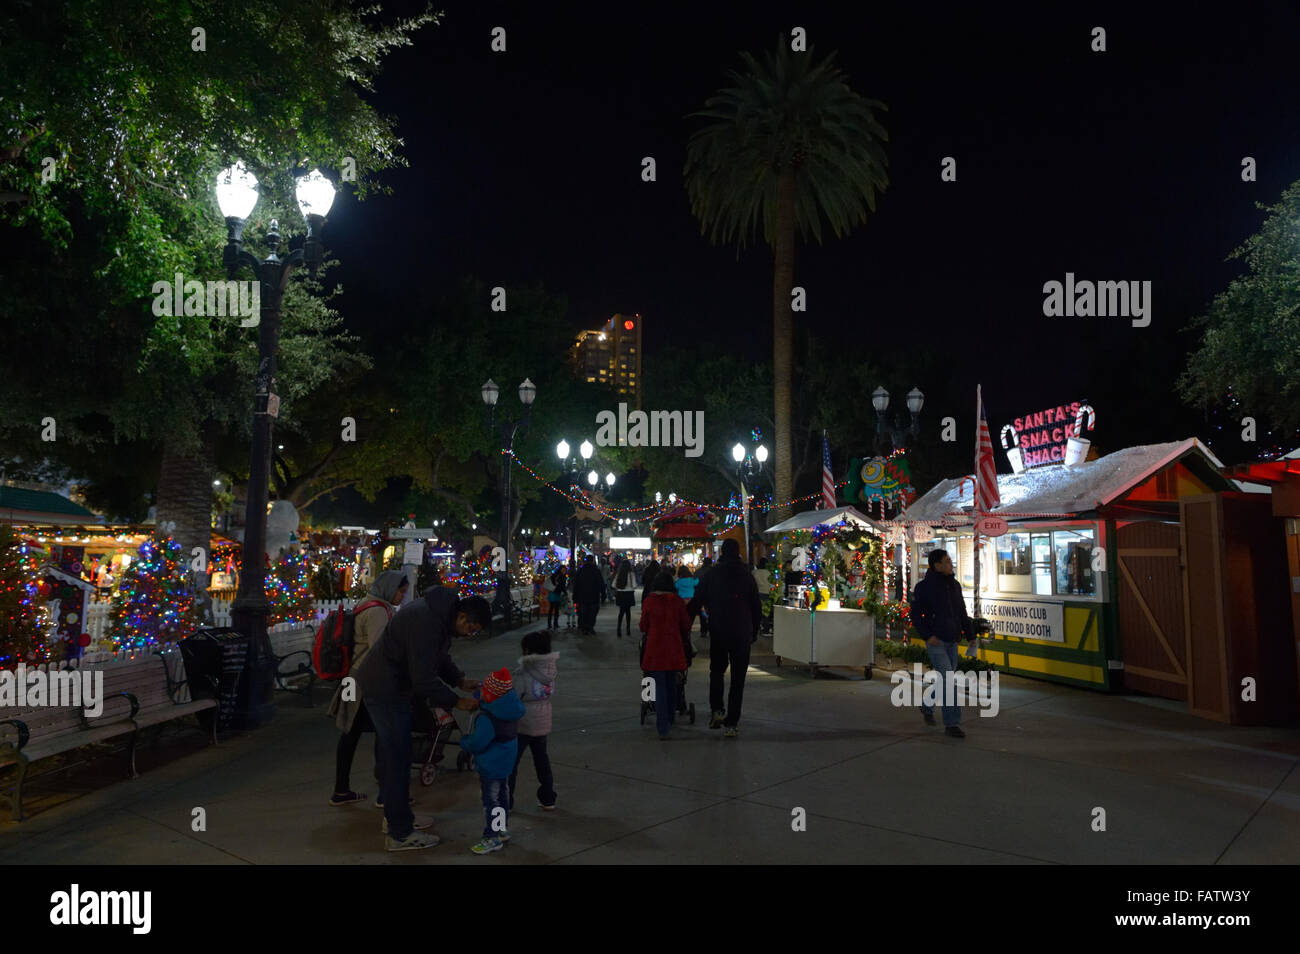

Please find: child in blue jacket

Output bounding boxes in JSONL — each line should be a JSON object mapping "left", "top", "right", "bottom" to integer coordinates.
{"left": 460, "top": 668, "right": 527, "bottom": 854}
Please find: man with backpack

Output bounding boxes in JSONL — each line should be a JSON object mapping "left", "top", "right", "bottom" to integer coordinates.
{"left": 352, "top": 586, "right": 494, "bottom": 851}
{"left": 325, "top": 570, "right": 407, "bottom": 808}
{"left": 688, "top": 538, "right": 762, "bottom": 738}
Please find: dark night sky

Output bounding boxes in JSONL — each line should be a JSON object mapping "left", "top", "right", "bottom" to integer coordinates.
{"left": 323, "top": 0, "right": 1300, "bottom": 464}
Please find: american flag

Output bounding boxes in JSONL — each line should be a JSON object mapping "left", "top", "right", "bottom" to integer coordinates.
{"left": 975, "top": 384, "right": 1000, "bottom": 513}
{"left": 821, "top": 432, "right": 836, "bottom": 510}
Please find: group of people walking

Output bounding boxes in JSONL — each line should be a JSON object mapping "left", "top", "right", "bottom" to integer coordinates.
{"left": 324, "top": 540, "right": 765, "bottom": 852}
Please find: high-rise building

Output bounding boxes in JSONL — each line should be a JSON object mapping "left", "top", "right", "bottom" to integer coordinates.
{"left": 572, "top": 313, "right": 643, "bottom": 409}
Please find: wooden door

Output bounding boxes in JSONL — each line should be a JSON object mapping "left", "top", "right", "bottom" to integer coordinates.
{"left": 1179, "top": 496, "right": 1230, "bottom": 721}
{"left": 1115, "top": 521, "right": 1188, "bottom": 699}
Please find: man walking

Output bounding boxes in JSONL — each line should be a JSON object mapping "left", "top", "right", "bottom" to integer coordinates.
{"left": 573, "top": 554, "right": 604, "bottom": 634}
{"left": 352, "top": 588, "right": 493, "bottom": 849}
{"left": 688, "top": 538, "right": 761, "bottom": 738}
{"left": 910, "top": 549, "right": 973, "bottom": 738}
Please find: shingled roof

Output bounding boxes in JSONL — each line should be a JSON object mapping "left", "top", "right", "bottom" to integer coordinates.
{"left": 904, "top": 439, "right": 1232, "bottom": 523}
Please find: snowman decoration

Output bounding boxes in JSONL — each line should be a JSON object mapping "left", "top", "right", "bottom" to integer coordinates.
{"left": 266, "top": 501, "right": 300, "bottom": 560}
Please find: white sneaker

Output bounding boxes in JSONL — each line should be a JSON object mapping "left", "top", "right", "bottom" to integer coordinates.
{"left": 386, "top": 831, "right": 440, "bottom": 852}
{"left": 382, "top": 814, "right": 434, "bottom": 834}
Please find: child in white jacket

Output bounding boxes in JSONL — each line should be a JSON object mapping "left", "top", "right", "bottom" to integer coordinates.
{"left": 509, "top": 629, "right": 558, "bottom": 811}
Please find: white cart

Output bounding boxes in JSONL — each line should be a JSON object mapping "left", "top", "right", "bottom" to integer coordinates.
{"left": 773, "top": 605, "right": 875, "bottom": 678}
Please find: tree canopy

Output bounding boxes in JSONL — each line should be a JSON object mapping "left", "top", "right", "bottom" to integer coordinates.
{"left": 1178, "top": 179, "right": 1300, "bottom": 454}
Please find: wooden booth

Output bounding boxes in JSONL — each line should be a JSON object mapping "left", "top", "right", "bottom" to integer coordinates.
{"left": 906, "top": 439, "right": 1297, "bottom": 723}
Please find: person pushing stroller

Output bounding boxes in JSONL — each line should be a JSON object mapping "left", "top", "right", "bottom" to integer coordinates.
{"left": 639, "top": 569, "right": 695, "bottom": 739}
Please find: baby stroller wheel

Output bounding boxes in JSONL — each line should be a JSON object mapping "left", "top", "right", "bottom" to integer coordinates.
{"left": 688, "top": 702, "right": 696, "bottom": 724}
{"left": 420, "top": 764, "right": 437, "bottom": 786}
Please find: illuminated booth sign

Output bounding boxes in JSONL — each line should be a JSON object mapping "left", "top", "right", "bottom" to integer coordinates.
{"left": 1010, "top": 401, "right": 1085, "bottom": 468}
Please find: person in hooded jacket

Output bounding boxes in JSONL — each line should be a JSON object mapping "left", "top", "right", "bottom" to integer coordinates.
{"left": 327, "top": 570, "right": 405, "bottom": 807}
{"left": 510, "top": 629, "right": 558, "bottom": 811}
{"left": 351, "top": 588, "right": 491, "bottom": 851}
{"left": 460, "top": 668, "right": 527, "bottom": 854}
{"left": 640, "top": 569, "right": 694, "bottom": 739}
{"left": 688, "top": 538, "right": 761, "bottom": 738}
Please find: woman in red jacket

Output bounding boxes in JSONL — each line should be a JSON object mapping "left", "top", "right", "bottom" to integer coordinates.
{"left": 639, "top": 570, "right": 694, "bottom": 739}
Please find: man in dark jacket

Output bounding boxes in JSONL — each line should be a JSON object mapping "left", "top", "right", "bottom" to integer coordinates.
{"left": 688, "top": 538, "right": 761, "bottom": 737}
{"left": 910, "top": 549, "right": 973, "bottom": 738}
{"left": 573, "top": 554, "right": 604, "bottom": 634}
{"left": 352, "top": 588, "right": 492, "bottom": 849}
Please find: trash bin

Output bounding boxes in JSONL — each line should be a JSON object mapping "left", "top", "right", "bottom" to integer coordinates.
{"left": 179, "top": 627, "right": 276, "bottom": 730}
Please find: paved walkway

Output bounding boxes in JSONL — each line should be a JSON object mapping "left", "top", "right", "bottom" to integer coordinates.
{"left": 3, "top": 605, "right": 1299, "bottom": 864}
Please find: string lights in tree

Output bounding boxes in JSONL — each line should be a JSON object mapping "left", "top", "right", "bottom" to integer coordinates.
{"left": 108, "top": 536, "right": 197, "bottom": 653}
{"left": 267, "top": 551, "right": 313, "bottom": 625}
{"left": 0, "top": 525, "right": 50, "bottom": 669}
{"left": 456, "top": 552, "right": 497, "bottom": 599}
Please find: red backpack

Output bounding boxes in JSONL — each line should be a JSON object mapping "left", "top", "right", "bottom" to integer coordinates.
{"left": 312, "top": 599, "right": 389, "bottom": 680}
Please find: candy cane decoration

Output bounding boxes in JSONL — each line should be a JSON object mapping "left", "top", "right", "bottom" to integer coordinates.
{"left": 1074, "top": 404, "right": 1096, "bottom": 436}
{"left": 1000, "top": 424, "right": 1019, "bottom": 450}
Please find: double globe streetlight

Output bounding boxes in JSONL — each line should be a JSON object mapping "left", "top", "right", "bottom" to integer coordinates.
{"left": 871, "top": 385, "right": 925, "bottom": 455}
{"left": 556, "top": 439, "right": 615, "bottom": 562}
{"left": 216, "top": 162, "right": 336, "bottom": 727}
{"left": 732, "top": 439, "right": 769, "bottom": 566}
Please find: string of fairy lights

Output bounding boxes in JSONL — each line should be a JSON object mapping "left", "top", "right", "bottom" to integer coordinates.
{"left": 503, "top": 448, "right": 850, "bottom": 517}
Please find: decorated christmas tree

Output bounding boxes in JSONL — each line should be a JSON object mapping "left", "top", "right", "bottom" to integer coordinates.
{"left": 538, "top": 544, "right": 563, "bottom": 576}
{"left": 456, "top": 551, "right": 496, "bottom": 599}
{"left": 108, "top": 536, "right": 197, "bottom": 652}
{"left": 512, "top": 549, "right": 534, "bottom": 587}
{"left": 267, "top": 550, "right": 314, "bottom": 625}
{"left": 0, "top": 525, "right": 50, "bottom": 669}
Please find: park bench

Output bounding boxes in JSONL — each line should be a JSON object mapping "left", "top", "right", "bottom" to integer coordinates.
{"left": 268, "top": 626, "right": 317, "bottom": 704}
{"left": 510, "top": 586, "right": 540, "bottom": 627}
{"left": 0, "top": 650, "right": 217, "bottom": 822}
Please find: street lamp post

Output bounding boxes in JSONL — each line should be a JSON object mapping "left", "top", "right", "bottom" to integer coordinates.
{"left": 871, "top": 385, "right": 925, "bottom": 455}
{"left": 483, "top": 377, "right": 536, "bottom": 616}
{"left": 732, "top": 439, "right": 768, "bottom": 566}
{"left": 218, "top": 163, "right": 335, "bottom": 729}
{"left": 556, "top": 438, "right": 595, "bottom": 569}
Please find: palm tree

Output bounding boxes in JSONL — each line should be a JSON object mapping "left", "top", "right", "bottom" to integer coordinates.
{"left": 684, "top": 40, "right": 889, "bottom": 522}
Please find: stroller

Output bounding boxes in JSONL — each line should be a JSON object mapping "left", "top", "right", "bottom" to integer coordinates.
{"left": 411, "top": 696, "right": 474, "bottom": 785}
{"left": 638, "top": 633, "right": 697, "bottom": 726}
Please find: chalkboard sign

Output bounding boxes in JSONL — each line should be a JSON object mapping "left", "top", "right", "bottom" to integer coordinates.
{"left": 179, "top": 628, "right": 250, "bottom": 729}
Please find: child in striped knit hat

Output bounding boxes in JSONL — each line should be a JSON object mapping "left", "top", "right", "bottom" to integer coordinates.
{"left": 460, "top": 667, "right": 526, "bottom": 854}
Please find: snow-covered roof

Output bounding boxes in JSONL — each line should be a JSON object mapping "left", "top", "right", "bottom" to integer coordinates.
{"left": 904, "top": 439, "right": 1229, "bottom": 523}
{"left": 763, "top": 505, "right": 883, "bottom": 535}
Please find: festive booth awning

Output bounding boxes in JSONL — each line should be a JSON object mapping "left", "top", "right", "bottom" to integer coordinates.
{"left": 651, "top": 505, "right": 716, "bottom": 541}
{"left": 762, "top": 505, "right": 883, "bottom": 536}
